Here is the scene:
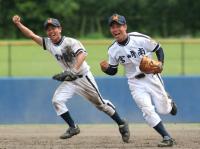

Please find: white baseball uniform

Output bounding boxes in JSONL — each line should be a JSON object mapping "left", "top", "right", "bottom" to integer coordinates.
{"left": 43, "top": 36, "right": 115, "bottom": 116}
{"left": 108, "top": 32, "right": 172, "bottom": 127}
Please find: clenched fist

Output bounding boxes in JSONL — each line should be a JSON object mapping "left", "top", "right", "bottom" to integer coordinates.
{"left": 12, "top": 15, "right": 21, "bottom": 24}
{"left": 100, "top": 60, "right": 109, "bottom": 72}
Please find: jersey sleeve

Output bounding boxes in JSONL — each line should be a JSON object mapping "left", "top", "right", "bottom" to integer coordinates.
{"left": 142, "top": 37, "right": 160, "bottom": 52}
{"left": 70, "top": 38, "right": 87, "bottom": 56}
{"left": 42, "top": 37, "right": 51, "bottom": 51}
{"left": 108, "top": 50, "right": 118, "bottom": 67}
{"left": 129, "top": 32, "right": 160, "bottom": 53}
{"left": 42, "top": 37, "right": 47, "bottom": 50}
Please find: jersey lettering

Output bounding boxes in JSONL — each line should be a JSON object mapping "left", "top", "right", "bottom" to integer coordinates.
{"left": 130, "top": 50, "right": 137, "bottom": 58}
{"left": 55, "top": 54, "right": 63, "bottom": 61}
{"left": 138, "top": 48, "right": 146, "bottom": 56}
{"left": 118, "top": 56, "right": 125, "bottom": 63}
{"left": 119, "top": 49, "right": 143, "bottom": 63}
{"left": 127, "top": 50, "right": 136, "bottom": 59}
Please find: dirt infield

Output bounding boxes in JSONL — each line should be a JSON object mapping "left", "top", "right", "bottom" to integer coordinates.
{"left": 0, "top": 123, "right": 199, "bottom": 149}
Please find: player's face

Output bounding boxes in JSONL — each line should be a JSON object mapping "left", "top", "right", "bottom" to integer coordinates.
{"left": 110, "top": 23, "right": 127, "bottom": 42}
{"left": 46, "top": 25, "right": 62, "bottom": 43}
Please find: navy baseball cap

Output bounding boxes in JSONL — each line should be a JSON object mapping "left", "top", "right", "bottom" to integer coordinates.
{"left": 108, "top": 14, "right": 126, "bottom": 26}
{"left": 44, "top": 18, "right": 61, "bottom": 29}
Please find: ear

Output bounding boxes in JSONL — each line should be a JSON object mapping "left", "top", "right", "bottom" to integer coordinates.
{"left": 59, "top": 27, "right": 62, "bottom": 33}
{"left": 124, "top": 24, "right": 127, "bottom": 30}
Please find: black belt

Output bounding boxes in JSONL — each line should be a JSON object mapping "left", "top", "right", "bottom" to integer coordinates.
{"left": 78, "top": 75, "right": 83, "bottom": 78}
{"left": 135, "top": 73, "right": 145, "bottom": 79}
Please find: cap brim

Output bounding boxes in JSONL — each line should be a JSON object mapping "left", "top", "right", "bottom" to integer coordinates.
{"left": 109, "top": 21, "right": 125, "bottom": 26}
{"left": 44, "top": 23, "right": 60, "bottom": 29}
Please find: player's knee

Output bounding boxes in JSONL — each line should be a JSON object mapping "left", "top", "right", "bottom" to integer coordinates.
{"left": 156, "top": 107, "right": 170, "bottom": 114}
{"left": 142, "top": 107, "right": 161, "bottom": 127}
{"left": 141, "top": 107, "right": 156, "bottom": 118}
{"left": 52, "top": 97, "right": 63, "bottom": 110}
{"left": 156, "top": 101, "right": 171, "bottom": 114}
{"left": 52, "top": 96, "right": 58, "bottom": 105}
{"left": 52, "top": 100, "right": 59, "bottom": 110}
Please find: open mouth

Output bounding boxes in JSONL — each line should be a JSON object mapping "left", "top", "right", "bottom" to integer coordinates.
{"left": 50, "top": 33, "right": 56, "bottom": 38}
{"left": 114, "top": 32, "right": 120, "bottom": 38}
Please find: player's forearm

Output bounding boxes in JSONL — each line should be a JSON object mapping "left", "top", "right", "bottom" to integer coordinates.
{"left": 104, "top": 65, "right": 118, "bottom": 75}
{"left": 100, "top": 60, "right": 118, "bottom": 75}
{"left": 73, "top": 52, "right": 86, "bottom": 72}
{"left": 15, "top": 22, "right": 42, "bottom": 46}
{"left": 12, "top": 15, "right": 42, "bottom": 45}
{"left": 15, "top": 22, "right": 35, "bottom": 39}
{"left": 155, "top": 47, "right": 164, "bottom": 64}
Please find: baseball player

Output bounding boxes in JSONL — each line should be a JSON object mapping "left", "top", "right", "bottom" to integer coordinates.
{"left": 100, "top": 14, "right": 177, "bottom": 147}
{"left": 12, "top": 15, "right": 130, "bottom": 142}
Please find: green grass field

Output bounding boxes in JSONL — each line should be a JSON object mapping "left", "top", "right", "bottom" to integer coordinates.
{"left": 0, "top": 39, "right": 200, "bottom": 77}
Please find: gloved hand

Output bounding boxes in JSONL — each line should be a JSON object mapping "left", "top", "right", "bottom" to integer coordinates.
{"left": 139, "top": 56, "right": 163, "bottom": 74}
{"left": 52, "top": 70, "right": 80, "bottom": 81}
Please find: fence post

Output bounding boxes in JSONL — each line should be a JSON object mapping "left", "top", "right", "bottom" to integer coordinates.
{"left": 181, "top": 41, "right": 185, "bottom": 75}
{"left": 8, "top": 44, "right": 12, "bottom": 77}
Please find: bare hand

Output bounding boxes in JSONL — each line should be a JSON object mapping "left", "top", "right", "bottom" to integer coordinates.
{"left": 12, "top": 15, "right": 21, "bottom": 24}
{"left": 100, "top": 60, "right": 109, "bottom": 72}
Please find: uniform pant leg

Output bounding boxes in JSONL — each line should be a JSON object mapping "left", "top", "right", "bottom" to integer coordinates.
{"left": 52, "top": 81, "right": 75, "bottom": 115}
{"left": 128, "top": 78, "right": 161, "bottom": 127}
{"left": 150, "top": 74, "right": 172, "bottom": 115}
{"left": 75, "top": 71, "right": 116, "bottom": 116}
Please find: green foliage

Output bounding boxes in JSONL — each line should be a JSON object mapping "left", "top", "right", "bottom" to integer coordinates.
{"left": 1, "top": 0, "right": 200, "bottom": 38}
{"left": 82, "top": 32, "right": 105, "bottom": 39}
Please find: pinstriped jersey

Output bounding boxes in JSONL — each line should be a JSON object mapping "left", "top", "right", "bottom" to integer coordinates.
{"left": 108, "top": 32, "right": 160, "bottom": 78}
{"left": 42, "top": 36, "right": 90, "bottom": 75}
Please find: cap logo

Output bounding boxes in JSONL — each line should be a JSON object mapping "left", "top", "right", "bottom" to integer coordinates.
{"left": 112, "top": 15, "right": 119, "bottom": 21}
{"left": 108, "top": 14, "right": 126, "bottom": 26}
{"left": 47, "top": 18, "right": 52, "bottom": 24}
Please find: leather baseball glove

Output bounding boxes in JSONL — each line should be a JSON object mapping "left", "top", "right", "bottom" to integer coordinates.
{"left": 52, "top": 70, "right": 82, "bottom": 81}
{"left": 139, "top": 56, "right": 163, "bottom": 74}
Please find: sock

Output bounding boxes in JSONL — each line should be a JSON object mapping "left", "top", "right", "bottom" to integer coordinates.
{"left": 111, "top": 111, "right": 125, "bottom": 125}
{"left": 153, "top": 121, "right": 170, "bottom": 138}
{"left": 60, "top": 111, "right": 76, "bottom": 128}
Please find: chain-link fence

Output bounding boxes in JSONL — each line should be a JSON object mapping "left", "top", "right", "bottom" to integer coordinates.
{"left": 0, "top": 39, "right": 200, "bottom": 77}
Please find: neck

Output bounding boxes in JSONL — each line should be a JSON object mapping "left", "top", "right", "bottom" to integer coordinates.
{"left": 53, "top": 36, "right": 62, "bottom": 45}
{"left": 118, "top": 34, "right": 128, "bottom": 45}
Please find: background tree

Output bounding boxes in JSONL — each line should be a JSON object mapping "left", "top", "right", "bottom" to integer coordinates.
{"left": 1, "top": 0, "right": 200, "bottom": 38}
